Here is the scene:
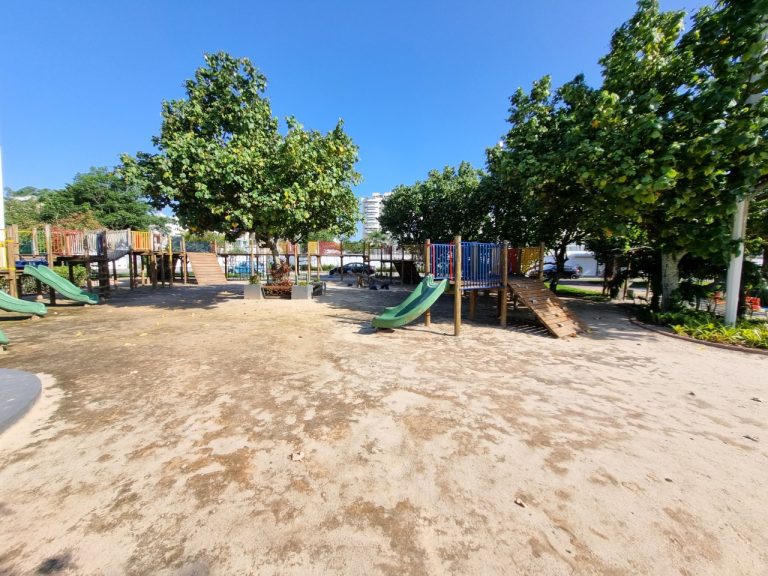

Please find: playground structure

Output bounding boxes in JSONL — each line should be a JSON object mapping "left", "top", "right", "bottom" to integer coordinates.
{"left": 0, "top": 224, "right": 581, "bottom": 342}
{"left": 372, "top": 236, "right": 583, "bottom": 338}
{"left": 0, "top": 225, "right": 178, "bottom": 299}
{"left": 0, "top": 224, "right": 434, "bottom": 297}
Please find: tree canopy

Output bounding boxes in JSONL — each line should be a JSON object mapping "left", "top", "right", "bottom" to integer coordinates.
{"left": 378, "top": 162, "right": 485, "bottom": 244}
{"left": 4, "top": 168, "right": 163, "bottom": 230}
{"left": 121, "top": 52, "right": 361, "bottom": 253}
{"left": 585, "top": 0, "right": 768, "bottom": 306}
{"left": 377, "top": 0, "right": 766, "bottom": 309}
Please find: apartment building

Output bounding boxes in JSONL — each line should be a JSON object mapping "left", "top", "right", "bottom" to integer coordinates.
{"left": 361, "top": 192, "right": 392, "bottom": 238}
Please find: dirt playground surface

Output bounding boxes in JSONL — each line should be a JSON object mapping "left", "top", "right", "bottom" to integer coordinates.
{"left": 0, "top": 281, "right": 766, "bottom": 575}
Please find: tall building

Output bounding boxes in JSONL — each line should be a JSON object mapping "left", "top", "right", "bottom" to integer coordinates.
{"left": 361, "top": 192, "right": 392, "bottom": 238}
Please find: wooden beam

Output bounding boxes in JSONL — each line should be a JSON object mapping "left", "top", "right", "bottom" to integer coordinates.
{"left": 454, "top": 235, "right": 462, "bottom": 336}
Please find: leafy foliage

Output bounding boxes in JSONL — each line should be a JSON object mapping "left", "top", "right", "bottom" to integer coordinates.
{"left": 487, "top": 74, "right": 604, "bottom": 286}
{"left": 379, "top": 162, "right": 485, "bottom": 244}
{"left": 5, "top": 169, "right": 162, "bottom": 230}
{"left": 122, "top": 52, "right": 360, "bottom": 252}
{"left": 588, "top": 0, "right": 768, "bottom": 307}
{"left": 52, "top": 265, "right": 89, "bottom": 288}
{"left": 638, "top": 306, "right": 768, "bottom": 350}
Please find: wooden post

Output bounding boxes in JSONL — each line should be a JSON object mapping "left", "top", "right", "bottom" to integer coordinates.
{"left": 150, "top": 255, "right": 157, "bottom": 288}
{"left": 538, "top": 241, "right": 546, "bottom": 281}
{"left": 294, "top": 243, "right": 299, "bottom": 283}
{"left": 308, "top": 247, "right": 312, "bottom": 282}
{"left": 249, "top": 234, "right": 255, "bottom": 279}
{"left": 182, "top": 237, "right": 188, "bottom": 284}
{"left": 168, "top": 236, "right": 174, "bottom": 286}
{"left": 83, "top": 234, "right": 93, "bottom": 293}
{"left": 424, "top": 239, "right": 431, "bottom": 327}
{"left": 45, "top": 225, "right": 52, "bottom": 265}
{"left": 469, "top": 290, "right": 477, "bottom": 320}
{"left": 6, "top": 227, "right": 18, "bottom": 297}
{"left": 454, "top": 235, "right": 462, "bottom": 336}
{"left": 157, "top": 251, "right": 164, "bottom": 288}
{"left": 31, "top": 227, "right": 38, "bottom": 256}
{"left": 128, "top": 250, "right": 134, "bottom": 290}
{"left": 500, "top": 241, "right": 509, "bottom": 327}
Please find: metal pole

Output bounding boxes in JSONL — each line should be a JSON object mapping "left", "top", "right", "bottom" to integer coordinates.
{"left": 724, "top": 26, "right": 766, "bottom": 325}
{"left": 724, "top": 198, "right": 749, "bottom": 325}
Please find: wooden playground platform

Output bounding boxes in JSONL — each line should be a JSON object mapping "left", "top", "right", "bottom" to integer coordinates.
{"left": 0, "top": 226, "right": 581, "bottom": 338}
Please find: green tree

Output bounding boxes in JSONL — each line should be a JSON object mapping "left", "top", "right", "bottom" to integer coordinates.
{"left": 4, "top": 187, "right": 49, "bottom": 228}
{"left": 38, "top": 167, "right": 163, "bottom": 229}
{"left": 122, "top": 52, "right": 361, "bottom": 258}
{"left": 379, "top": 162, "right": 485, "bottom": 244}
{"left": 365, "top": 229, "right": 391, "bottom": 248}
{"left": 587, "top": 0, "right": 768, "bottom": 309}
{"left": 488, "top": 75, "right": 606, "bottom": 288}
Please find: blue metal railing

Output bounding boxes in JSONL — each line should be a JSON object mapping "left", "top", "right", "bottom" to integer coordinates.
{"left": 430, "top": 242, "right": 502, "bottom": 290}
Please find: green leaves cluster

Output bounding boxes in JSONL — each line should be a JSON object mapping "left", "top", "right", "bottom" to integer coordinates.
{"left": 491, "top": 0, "right": 767, "bottom": 306}
{"left": 378, "top": 1, "right": 766, "bottom": 310}
{"left": 4, "top": 168, "right": 164, "bottom": 230}
{"left": 378, "top": 162, "right": 485, "bottom": 244}
{"left": 121, "top": 52, "right": 361, "bottom": 250}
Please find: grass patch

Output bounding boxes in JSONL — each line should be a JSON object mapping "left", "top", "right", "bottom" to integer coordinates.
{"left": 637, "top": 308, "right": 768, "bottom": 350}
{"left": 554, "top": 285, "right": 609, "bottom": 302}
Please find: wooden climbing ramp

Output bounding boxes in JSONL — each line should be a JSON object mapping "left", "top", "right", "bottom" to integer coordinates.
{"left": 507, "top": 277, "right": 582, "bottom": 338}
{"left": 186, "top": 253, "right": 226, "bottom": 285}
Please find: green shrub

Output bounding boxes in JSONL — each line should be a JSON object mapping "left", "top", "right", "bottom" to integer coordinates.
{"left": 53, "top": 265, "right": 89, "bottom": 288}
{"left": 642, "top": 307, "right": 768, "bottom": 349}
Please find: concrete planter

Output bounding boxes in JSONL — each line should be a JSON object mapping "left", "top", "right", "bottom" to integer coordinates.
{"left": 291, "top": 285, "right": 313, "bottom": 300}
{"left": 244, "top": 284, "right": 264, "bottom": 300}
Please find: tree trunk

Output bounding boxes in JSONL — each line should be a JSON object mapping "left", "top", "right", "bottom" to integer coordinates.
{"left": 660, "top": 250, "right": 686, "bottom": 311}
{"left": 762, "top": 243, "right": 768, "bottom": 279}
{"left": 548, "top": 243, "right": 568, "bottom": 292}
{"left": 265, "top": 238, "right": 279, "bottom": 265}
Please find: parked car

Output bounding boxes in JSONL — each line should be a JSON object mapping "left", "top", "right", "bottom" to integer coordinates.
{"left": 527, "top": 262, "right": 581, "bottom": 279}
{"left": 329, "top": 262, "right": 375, "bottom": 275}
{"left": 230, "top": 261, "right": 265, "bottom": 275}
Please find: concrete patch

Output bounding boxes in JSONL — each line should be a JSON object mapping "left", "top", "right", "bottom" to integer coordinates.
{"left": 0, "top": 368, "right": 42, "bottom": 433}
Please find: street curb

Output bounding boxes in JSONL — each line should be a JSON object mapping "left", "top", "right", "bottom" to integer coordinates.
{"left": 629, "top": 318, "right": 768, "bottom": 357}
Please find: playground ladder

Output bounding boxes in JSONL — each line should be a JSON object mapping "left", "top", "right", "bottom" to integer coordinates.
{"left": 506, "top": 277, "right": 582, "bottom": 338}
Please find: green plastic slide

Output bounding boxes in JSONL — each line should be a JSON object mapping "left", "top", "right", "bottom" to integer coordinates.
{"left": 24, "top": 265, "right": 100, "bottom": 305}
{"left": 372, "top": 275, "right": 448, "bottom": 329}
{"left": 0, "top": 290, "right": 47, "bottom": 316}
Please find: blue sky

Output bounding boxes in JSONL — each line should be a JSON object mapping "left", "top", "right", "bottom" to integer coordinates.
{"left": 2, "top": 0, "right": 710, "bottom": 199}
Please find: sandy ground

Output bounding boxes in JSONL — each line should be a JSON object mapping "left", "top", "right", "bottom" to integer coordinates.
{"left": 0, "top": 280, "right": 766, "bottom": 576}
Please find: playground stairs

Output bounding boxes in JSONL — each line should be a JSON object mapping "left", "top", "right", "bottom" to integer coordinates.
{"left": 393, "top": 260, "right": 421, "bottom": 285}
{"left": 187, "top": 253, "right": 226, "bottom": 285}
{"left": 506, "top": 277, "right": 582, "bottom": 338}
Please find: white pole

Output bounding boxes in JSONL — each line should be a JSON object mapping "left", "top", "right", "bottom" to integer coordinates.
{"left": 0, "top": 146, "right": 5, "bottom": 230}
{"left": 724, "top": 198, "right": 749, "bottom": 325}
{"left": 724, "top": 27, "right": 766, "bottom": 326}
